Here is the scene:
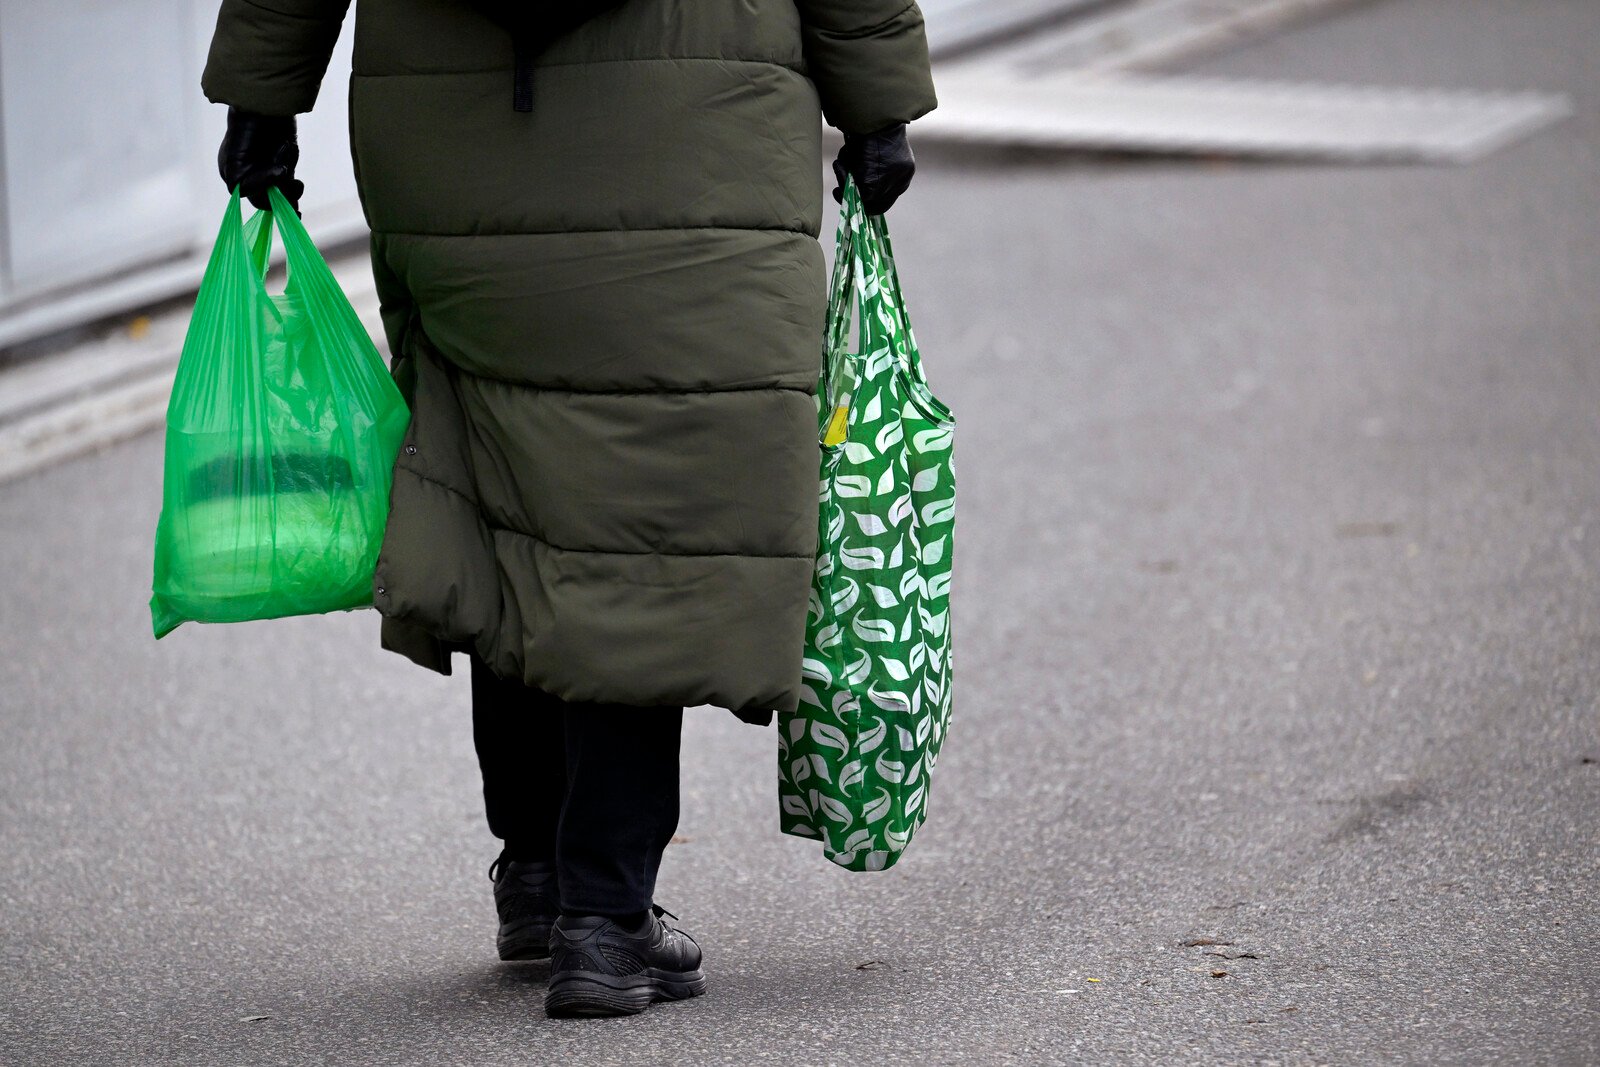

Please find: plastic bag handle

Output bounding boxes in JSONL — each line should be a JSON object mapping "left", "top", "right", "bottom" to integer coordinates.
{"left": 262, "top": 186, "right": 390, "bottom": 386}
{"left": 266, "top": 186, "right": 344, "bottom": 299}
{"left": 240, "top": 194, "right": 275, "bottom": 283}
{"left": 821, "top": 178, "right": 932, "bottom": 442}
{"left": 818, "top": 178, "right": 865, "bottom": 441}
{"left": 855, "top": 200, "right": 927, "bottom": 388}
{"left": 866, "top": 214, "right": 927, "bottom": 383}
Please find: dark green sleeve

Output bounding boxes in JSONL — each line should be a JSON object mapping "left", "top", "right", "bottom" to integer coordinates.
{"left": 793, "top": 0, "right": 938, "bottom": 134}
{"left": 201, "top": 0, "right": 352, "bottom": 117}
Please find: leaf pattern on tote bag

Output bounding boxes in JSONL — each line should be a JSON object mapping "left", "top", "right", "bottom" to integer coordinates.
{"left": 777, "top": 180, "right": 956, "bottom": 872}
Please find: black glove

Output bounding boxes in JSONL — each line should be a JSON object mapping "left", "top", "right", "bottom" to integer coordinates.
{"left": 218, "top": 106, "right": 303, "bottom": 212}
{"left": 832, "top": 122, "right": 915, "bottom": 217}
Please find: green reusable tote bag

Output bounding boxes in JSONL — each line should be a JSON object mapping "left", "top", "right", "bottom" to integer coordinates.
{"left": 150, "top": 187, "right": 409, "bottom": 638}
{"left": 778, "top": 179, "right": 957, "bottom": 872}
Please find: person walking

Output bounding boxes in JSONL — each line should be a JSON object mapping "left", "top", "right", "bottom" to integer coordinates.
{"left": 204, "top": 0, "right": 935, "bottom": 1018}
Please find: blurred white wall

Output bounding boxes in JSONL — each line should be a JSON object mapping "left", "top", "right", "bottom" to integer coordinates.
{"left": 0, "top": 0, "right": 362, "bottom": 314}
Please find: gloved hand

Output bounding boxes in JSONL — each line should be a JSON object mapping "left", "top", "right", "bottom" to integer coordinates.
{"left": 831, "top": 122, "right": 915, "bottom": 216}
{"left": 218, "top": 106, "right": 303, "bottom": 212}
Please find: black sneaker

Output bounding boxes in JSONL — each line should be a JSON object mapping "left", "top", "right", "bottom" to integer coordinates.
{"left": 545, "top": 906, "right": 707, "bottom": 1017}
{"left": 489, "top": 852, "right": 558, "bottom": 961}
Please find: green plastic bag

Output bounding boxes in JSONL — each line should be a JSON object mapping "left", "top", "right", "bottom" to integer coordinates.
{"left": 150, "top": 188, "right": 409, "bottom": 638}
{"left": 778, "top": 180, "right": 956, "bottom": 871}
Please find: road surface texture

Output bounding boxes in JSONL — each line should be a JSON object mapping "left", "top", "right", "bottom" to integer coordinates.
{"left": 2, "top": 0, "right": 1596, "bottom": 1062}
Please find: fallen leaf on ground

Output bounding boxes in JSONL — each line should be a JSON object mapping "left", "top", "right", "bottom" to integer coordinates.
{"left": 1204, "top": 951, "right": 1260, "bottom": 960}
{"left": 1180, "top": 938, "right": 1234, "bottom": 947}
{"left": 1210, "top": 970, "right": 1229, "bottom": 979}
{"left": 855, "top": 960, "right": 886, "bottom": 971}
{"left": 1086, "top": 978, "right": 1102, "bottom": 983}
{"left": 238, "top": 1015, "right": 272, "bottom": 1023}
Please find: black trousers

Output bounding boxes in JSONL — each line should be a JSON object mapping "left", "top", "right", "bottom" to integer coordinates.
{"left": 470, "top": 654, "right": 683, "bottom": 918}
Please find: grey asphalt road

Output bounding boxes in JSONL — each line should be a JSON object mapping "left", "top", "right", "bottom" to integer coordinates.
{"left": 3, "top": 1, "right": 1597, "bottom": 1063}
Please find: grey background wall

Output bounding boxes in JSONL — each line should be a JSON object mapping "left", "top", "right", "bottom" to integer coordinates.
{"left": 0, "top": 0, "right": 362, "bottom": 313}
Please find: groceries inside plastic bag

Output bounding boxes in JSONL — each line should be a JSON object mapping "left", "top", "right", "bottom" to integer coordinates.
{"left": 151, "top": 187, "right": 409, "bottom": 637}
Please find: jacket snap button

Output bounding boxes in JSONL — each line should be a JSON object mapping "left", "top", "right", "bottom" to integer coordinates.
{"left": 377, "top": 587, "right": 386, "bottom": 596}
{"left": 405, "top": 445, "right": 417, "bottom": 455}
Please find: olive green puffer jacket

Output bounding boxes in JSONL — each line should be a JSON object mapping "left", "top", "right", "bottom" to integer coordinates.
{"left": 203, "top": 0, "right": 937, "bottom": 718}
